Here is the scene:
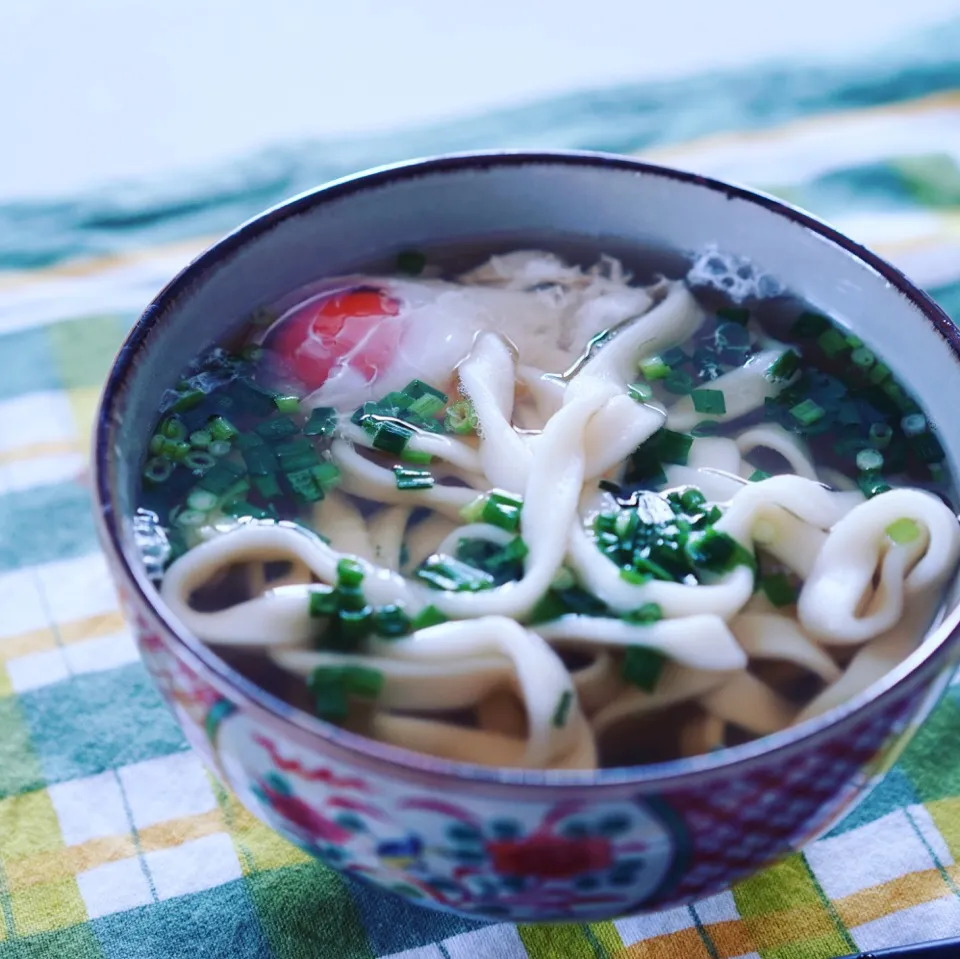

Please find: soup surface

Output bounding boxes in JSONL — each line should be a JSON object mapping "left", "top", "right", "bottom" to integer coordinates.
{"left": 135, "top": 247, "right": 960, "bottom": 770}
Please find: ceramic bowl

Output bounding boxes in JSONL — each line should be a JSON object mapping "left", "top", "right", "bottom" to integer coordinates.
{"left": 93, "top": 150, "right": 960, "bottom": 923}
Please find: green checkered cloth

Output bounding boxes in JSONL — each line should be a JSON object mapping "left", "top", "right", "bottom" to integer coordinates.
{"left": 2, "top": 21, "right": 960, "bottom": 958}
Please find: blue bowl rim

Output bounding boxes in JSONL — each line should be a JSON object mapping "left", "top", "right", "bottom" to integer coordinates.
{"left": 94, "top": 147, "right": 960, "bottom": 791}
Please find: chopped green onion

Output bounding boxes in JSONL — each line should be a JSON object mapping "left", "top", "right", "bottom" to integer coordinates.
{"left": 691, "top": 389, "right": 726, "bottom": 416}
{"left": 552, "top": 691, "right": 573, "bottom": 728}
{"left": 685, "top": 529, "right": 753, "bottom": 575}
{"left": 621, "top": 646, "right": 666, "bottom": 692}
{"left": 416, "top": 554, "right": 496, "bottom": 592}
{"left": 868, "top": 362, "right": 891, "bottom": 385}
{"left": 373, "top": 604, "right": 413, "bottom": 638}
{"left": 816, "top": 328, "right": 848, "bottom": 357}
{"left": 171, "top": 388, "right": 205, "bottom": 412}
{"left": 273, "top": 395, "right": 301, "bottom": 415}
{"left": 680, "top": 488, "right": 707, "bottom": 513}
{"left": 789, "top": 399, "right": 826, "bottom": 427}
{"left": 766, "top": 350, "right": 800, "bottom": 383}
{"left": 311, "top": 462, "right": 341, "bottom": 492}
{"left": 337, "top": 557, "right": 365, "bottom": 588}
{"left": 394, "top": 466, "right": 434, "bottom": 490}
{"left": 286, "top": 468, "right": 323, "bottom": 502}
{"left": 869, "top": 423, "right": 893, "bottom": 449}
{"left": 253, "top": 474, "right": 283, "bottom": 500}
{"left": 183, "top": 451, "right": 216, "bottom": 473}
{"left": 160, "top": 417, "right": 187, "bottom": 441}
{"left": 656, "top": 429, "right": 693, "bottom": 465}
{"left": 396, "top": 250, "right": 427, "bottom": 275}
{"left": 234, "top": 433, "right": 263, "bottom": 451}
{"left": 308, "top": 667, "right": 356, "bottom": 719}
{"left": 407, "top": 393, "right": 446, "bottom": 419}
{"left": 628, "top": 382, "right": 654, "bottom": 403}
{"left": 196, "top": 460, "right": 245, "bottom": 495}
{"left": 748, "top": 469, "right": 771, "bottom": 482}
{"left": 220, "top": 477, "right": 251, "bottom": 505}
{"left": 242, "top": 445, "right": 279, "bottom": 476}
{"left": 664, "top": 370, "right": 693, "bottom": 395}
{"left": 857, "top": 472, "right": 891, "bottom": 498}
{"left": 276, "top": 439, "right": 320, "bottom": 472}
{"left": 902, "top": 413, "right": 927, "bottom": 437}
{"left": 401, "top": 446, "right": 432, "bottom": 465}
{"left": 208, "top": 416, "right": 239, "bottom": 441}
{"left": 162, "top": 439, "right": 191, "bottom": 461}
{"left": 410, "top": 605, "right": 448, "bottom": 631}
{"left": 255, "top": 417, "right": 299, "bottom": 442}
{"left": 851, "top": 347, "right": 876, "bottom": 369}
{"left": 222, "top": 500, "right": 271, "bottom": 520}
{"left": 303, "top": 407, "right": 337, "bottom": 437}
{"left": 912, "top": 432, "right": 945, "bottom": 463}
{"left": 886, "top": 518, "right": 921, "bottom": 545}
{"left": 175, "top": 509, "right": 208, "bottom": 528}
{"left": 148, "top": 434, "right": 165, "bottom": 456}
{"left": 620, "top": 568, "right": 650, "bottom": 586}
{"left": 622, "top": 602, "right": 663, "bottom": 625}
{"left": 444, "top": 399, "right": 478, "bottom": 435}
{"left": 762, "top": 573, "right": 797, "bottom": 607}
{"left": 142, "top": 457, "right": 174, "bottom": 484}
{"left": 307, "top": 587, "right": 335, "bottom": 619}
{"left": 190, "top": 430, "right": 213, "bottom": 449}
{"left": 639, "top": 356, "right": 671, "bottom": 381}
{"left": 372, "top": 419, "right": 414, "bottom": 454}
{"left": 403, "top": 379, "right": 448, "bottom": 402}
{"left": 856, "top": 448, "right": 884, "bottom": 472}
{"left": 481, "top": 490, "right": 523, "bottom": 533}
{"left": 691, "top": 420, "right": 721, "bottom": 437}
{"left": 187, "top": 488, "right": 219, "bottom": 512}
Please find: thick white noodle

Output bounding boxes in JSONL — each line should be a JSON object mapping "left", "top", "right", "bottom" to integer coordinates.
{"left": 536, "top": 615, "right": 748, "bottom": 672}
{"left": 160, "top": 522, "right": 415, "bottom": 647}
{"left": 798, "top": 488, "right": 960, "bottom": 644}
{"left": 666, "top": 349, "right": 788, "bottom": 432}
{"left": 331, "top": 439, "right": 478, "bottom": 520}
{"left": 159, "top": 253, "right": 960, "bottom": 772}
{"left": 734, "top": 425, "right": 818, "bottom": 481}
{"left": 458, "top": 332, "right": 532, "bottom": 492}
{"left": 311, "top": 491, "right": 376, "bottom": 562}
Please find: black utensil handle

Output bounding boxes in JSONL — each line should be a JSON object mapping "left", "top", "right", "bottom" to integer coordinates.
{"left": 841, "top": 937, "right": 960, "bottom": 957}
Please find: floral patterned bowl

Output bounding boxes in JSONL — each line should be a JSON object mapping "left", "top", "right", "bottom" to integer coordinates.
{"left": 93, "top": 150, "right": 960, "bottom": 923}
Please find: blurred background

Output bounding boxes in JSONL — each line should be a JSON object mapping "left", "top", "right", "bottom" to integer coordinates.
{"left": 3, "top": 0, "right": 959, "bottom": 199}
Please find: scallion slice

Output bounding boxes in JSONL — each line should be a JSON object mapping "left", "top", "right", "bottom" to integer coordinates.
{"left": 187, "top": 488, "right": 219, "bottom": 512}
{"left": 482, "top": 490, "right": 523, "bottom": 532}
{"left": 639, "top": 356, "right": 671, "bottom": 381}
{"left": 394, "top": 466, "right": 433, "bottom": 490}
{"left": 622, "top": 602, "right": 663, "bottom": 625}
{"left": 856, "top": 448, "right": 884, "bottom": 472}
{"left": 444, "top": 399, "right": 478, "bottom": 435}
{"left": 789, "top": 399, "right": 826, "bottom": 427}
{"left": 208, "top": 416, "right": 239, "bottom": 442}
{"left": 628, "top": 382, "right": 654, "bottom": 403}
{"left": 886, "top": 518, "right": 921, "bottom": 545}
{"left": 410, "top": 605, "right": 448, "bottom": 630}
{"left": 766, "top": 350, "right": 800, "bottom": 383}
{"left": 761, "top": 573, "right": 797, "bottom": 607}
{"left": 416, "top": 554, "right": 496, "bottom": 592}
{"left": 273, "top": 395, "right": 301, "bottom": 415}
{"left": 372, "top": 419, "right": 414, "bottom": 454}
{"left": 691, "top": 389, "right": 726, "bottom": 416}
{"left": 551, "top": 690, "right": 573, "bottom": 728}
{"left": 143, "top": 457, "right": 173, "bottom": 484}
{"left": 303, "top": 407, "right": 337, "bottom": 437}
{"left": 622, "top": 646, "right": 666, "bottom": 692}
{"left": 255, "top": 417, "right": 299, "bottom": 442}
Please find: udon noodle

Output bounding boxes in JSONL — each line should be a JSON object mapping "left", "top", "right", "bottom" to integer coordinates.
{"left": 136, "top": 250, "right": 960, "bottom": 770}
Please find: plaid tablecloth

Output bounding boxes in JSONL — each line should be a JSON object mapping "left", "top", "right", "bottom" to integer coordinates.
{"left": 3, "top": 21, "right": 960, "bottom": 959}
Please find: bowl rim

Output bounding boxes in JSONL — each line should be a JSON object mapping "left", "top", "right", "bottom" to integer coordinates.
{"left": 94, "top": 147, "right": 960, "bottom": 790}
